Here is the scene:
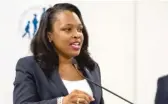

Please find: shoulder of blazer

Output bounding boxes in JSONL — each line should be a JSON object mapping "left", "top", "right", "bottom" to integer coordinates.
{"left": 157, "top": 74, "right": 168, "bottom": 92}
{"left": 15, "top": 56, "right": 37, "bottom": 73}
{"left": 158, "top": 74, "right": 168, "bottom": 83}
{"left": 14, "top": 56, "right": 38, "bottom": 84}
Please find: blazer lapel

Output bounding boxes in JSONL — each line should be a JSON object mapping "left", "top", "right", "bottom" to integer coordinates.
{"left": 84, "top": 67, "right": 98, "bottom": 104}
{"left": 49, "top": 66, "right": 69, "bottom": 97}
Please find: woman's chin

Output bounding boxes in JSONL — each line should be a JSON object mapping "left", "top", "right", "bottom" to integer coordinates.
{"left": 69, "top": 51, "right": 81, "bottom": 57}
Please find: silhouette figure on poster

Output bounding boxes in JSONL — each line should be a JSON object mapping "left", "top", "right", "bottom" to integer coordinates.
{"left": 32, "top": 14, "right": 38, "bottom": 36}
{"left": 22, "top": 21, "right": 31, "bottom": 38}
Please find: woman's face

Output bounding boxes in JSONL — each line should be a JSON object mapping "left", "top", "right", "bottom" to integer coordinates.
{"left": 48, "top": 10, "right": 84, "bottom": 58}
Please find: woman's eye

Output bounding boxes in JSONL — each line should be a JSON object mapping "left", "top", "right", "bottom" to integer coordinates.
{"left": 77, "top": 27, "right": 83, "bottom": 32}
{"left": 63, "top": 28, "right": 72, "bottom": 32}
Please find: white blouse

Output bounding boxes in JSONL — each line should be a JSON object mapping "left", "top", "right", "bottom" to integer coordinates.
{"left": 62, "top": 79, "right": 93, "bottom": 97}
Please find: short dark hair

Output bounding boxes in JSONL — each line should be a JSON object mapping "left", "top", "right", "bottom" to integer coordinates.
{"left": 30, "top": 3, "right": 95, "bottom": 75}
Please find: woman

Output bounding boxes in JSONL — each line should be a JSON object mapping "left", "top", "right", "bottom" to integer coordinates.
{"left": 13, "top": 3, "right": 104, "bottom": 104}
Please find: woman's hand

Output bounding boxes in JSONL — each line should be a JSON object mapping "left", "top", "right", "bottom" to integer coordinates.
{"left": 62, "top": 90, "right": 95, "bottom": 104}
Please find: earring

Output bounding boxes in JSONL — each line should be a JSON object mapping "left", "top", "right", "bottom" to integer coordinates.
{"left": 49, "top": 39, "right": 52, "bottom": 43}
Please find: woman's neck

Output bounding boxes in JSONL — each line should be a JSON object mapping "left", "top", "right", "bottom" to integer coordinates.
{"left": 58, "top": 55, "right": 73, "bottom": 66}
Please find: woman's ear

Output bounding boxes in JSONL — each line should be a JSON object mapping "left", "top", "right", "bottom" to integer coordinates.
{"left": 47, "top": 32, "right": 52, "bottom": 42}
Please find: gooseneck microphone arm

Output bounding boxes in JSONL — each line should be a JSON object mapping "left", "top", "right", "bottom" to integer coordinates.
{"left": 84, "top": 77, "right": 134, "bottom": 104}
{"left": 72, "top": 60, "right": 134, "bottom": 104}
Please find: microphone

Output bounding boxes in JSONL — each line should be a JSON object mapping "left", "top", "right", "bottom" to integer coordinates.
{"left": 72, "top": 59, "right": 134, "bottom": 104}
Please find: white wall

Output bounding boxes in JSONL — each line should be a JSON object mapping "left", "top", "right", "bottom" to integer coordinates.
{"left": 136, "top": 0, "right": 168, "bottom": 104}
{"left": 0, "top": 0, "right": 135, "bottom": 104}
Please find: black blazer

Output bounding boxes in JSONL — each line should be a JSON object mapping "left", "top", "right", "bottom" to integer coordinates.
{"left": 155, "top": 75, "right": 168, "bottom": 104}
{"left": 13, "top": 56, "right": 104, "bottom": 104}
